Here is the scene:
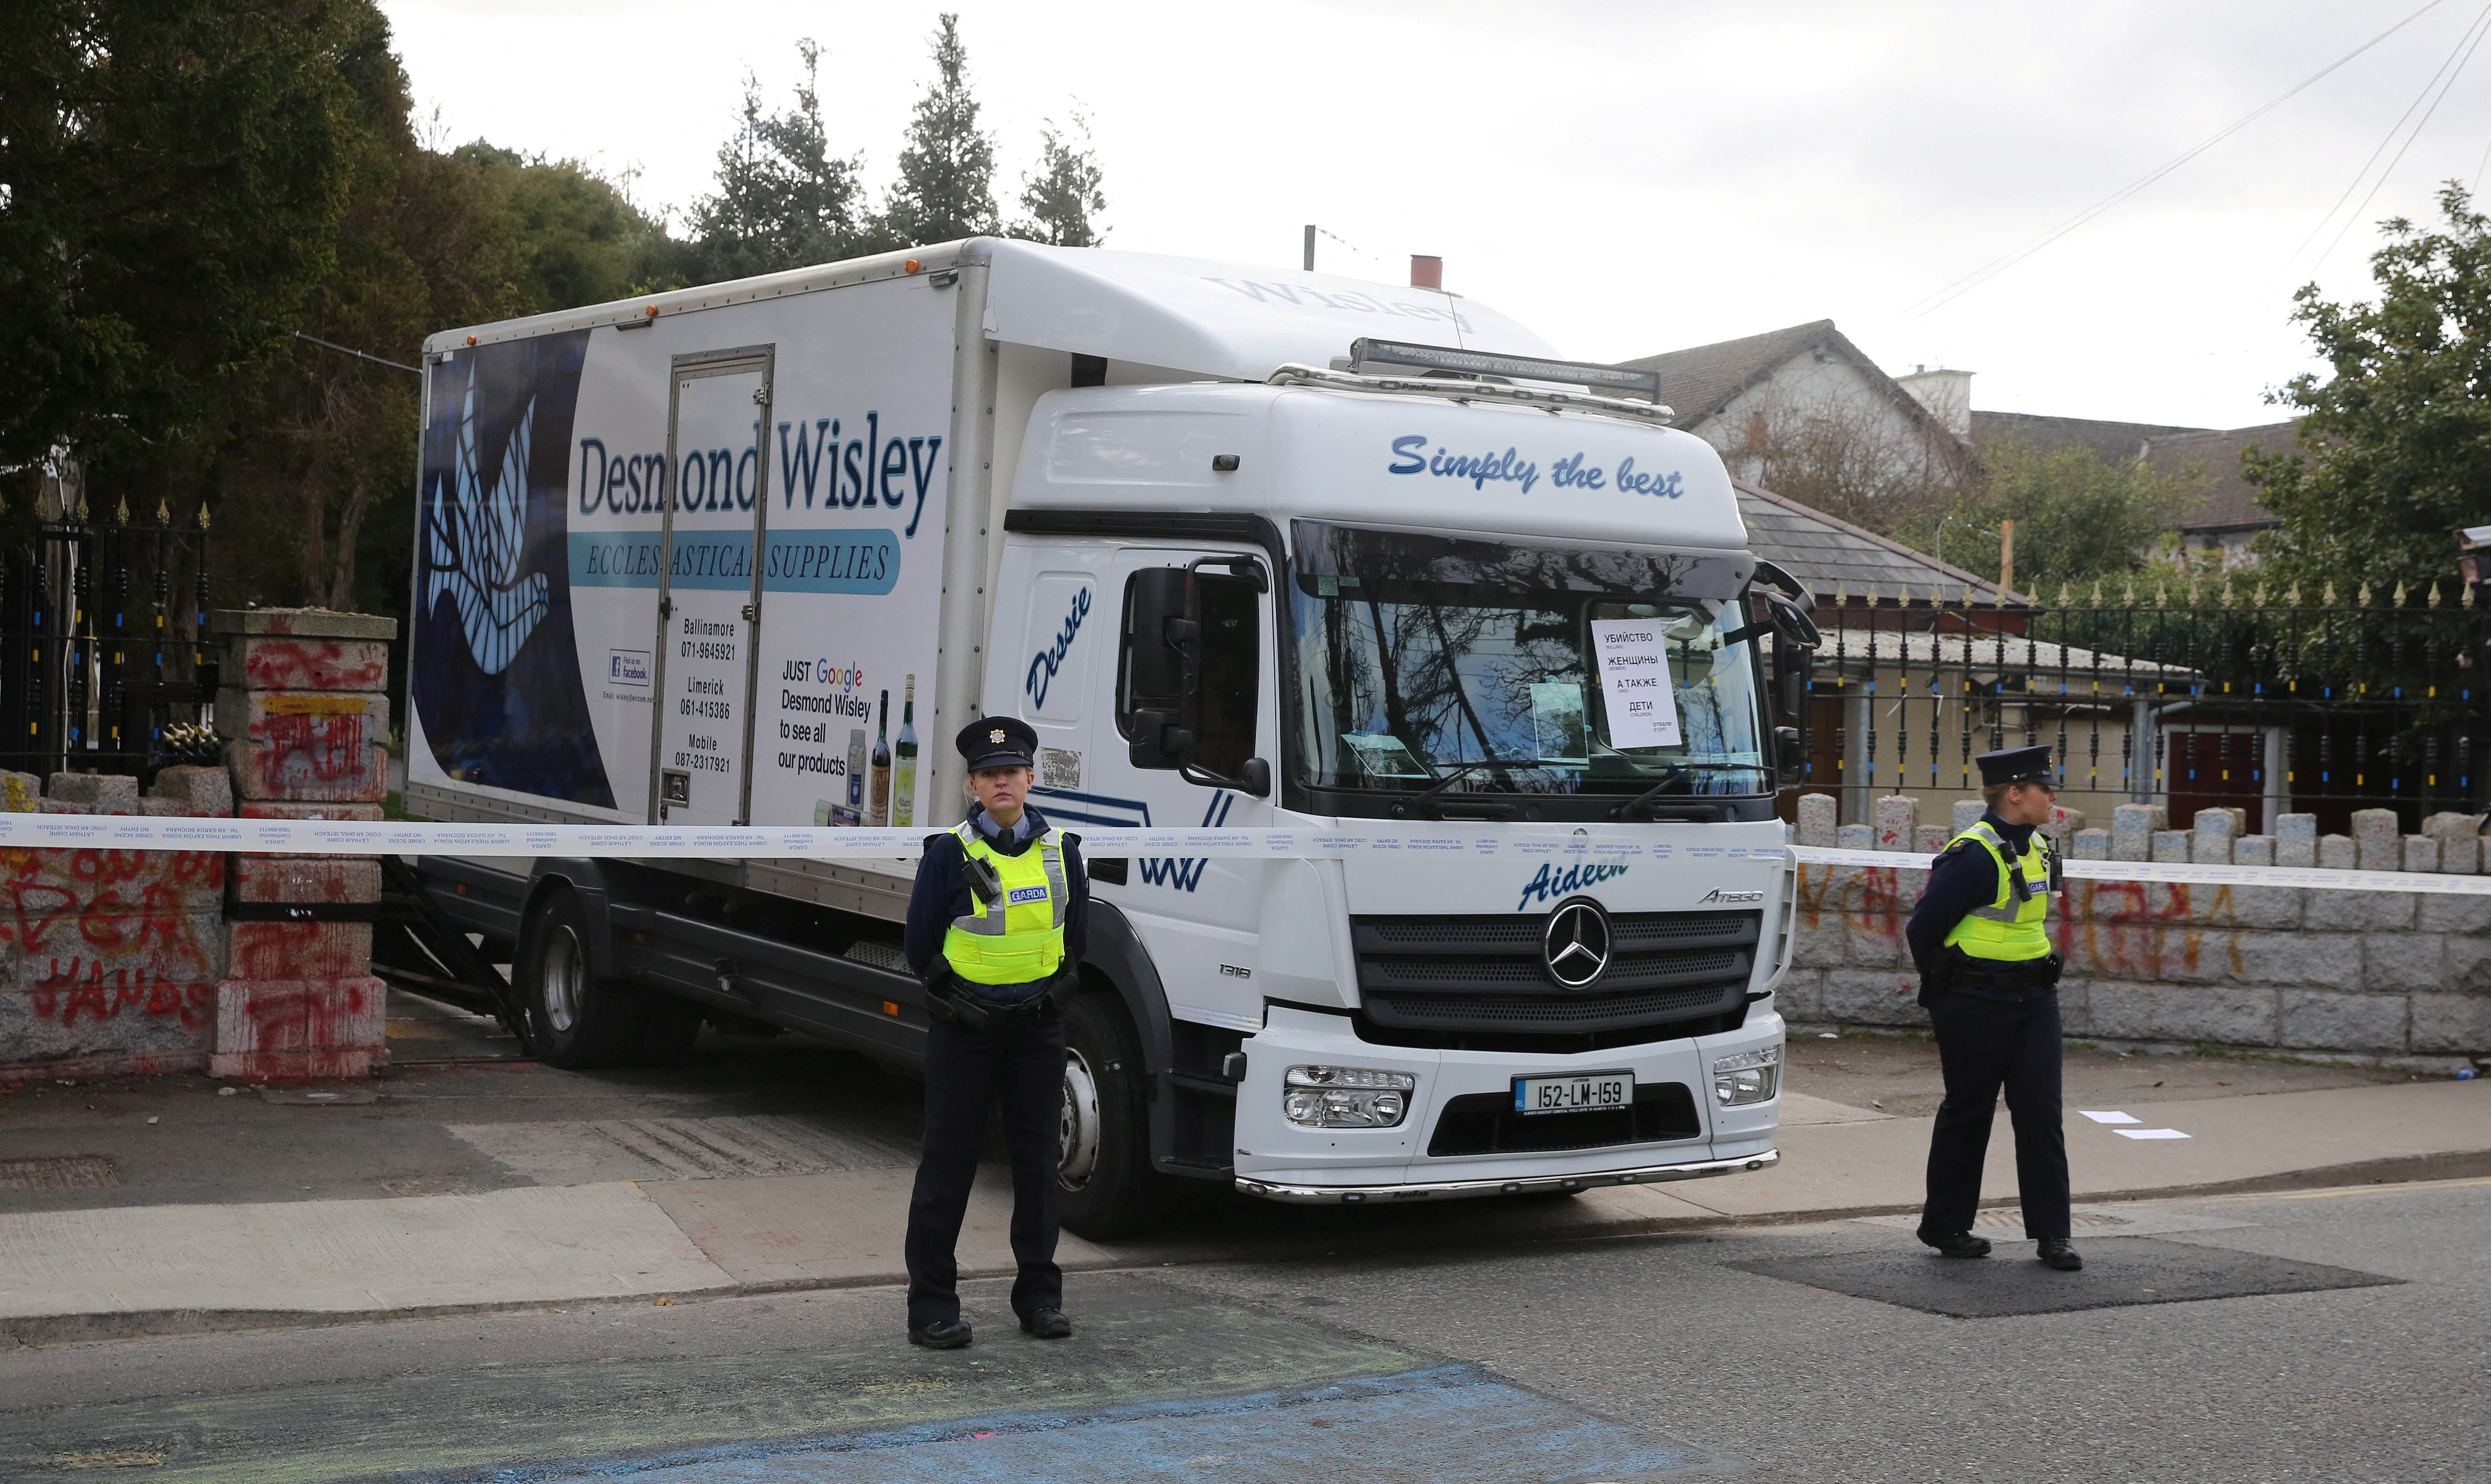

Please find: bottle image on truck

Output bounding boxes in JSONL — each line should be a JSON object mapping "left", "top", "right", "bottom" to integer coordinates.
{"left": 893, "top": 676, "right": 917, "bottom": 829}
{"left": 869, "top": 689, "right": 892, "bottom": 827}
{"left": 402, "top": 239, "right": 1811, "bottom": 1237}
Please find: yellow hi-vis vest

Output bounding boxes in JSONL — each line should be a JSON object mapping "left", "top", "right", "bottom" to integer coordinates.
{"left": 941, "top": 820, "right": 1070, "bottom": 986}
{"left": 1939, "top": 821, "right": 2055, "bottom": 962}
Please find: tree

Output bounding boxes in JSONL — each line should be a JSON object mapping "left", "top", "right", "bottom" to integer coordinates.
{"left": 458, "top": 144, "right": 684, "bottom": 309}
{"left": 1732, "top": 390, "right": 1969, "bottom": 538}
{"left": 881, "top": 14, "right": 998, "bottom": 246}
{"left": 2246, "top": 183, "right": 2491, "bottom": 595}
{"left": 686, "top": 40, "right": 865, "bottom": 280}
{"left": 0, "top": 0, "right": 368, "bottom": 488}
{"left": 1926, "top": 440, "right": 2193, "bottom": 593}
{"left": 1012, "top": 111, "right": 1106, "bottom": 247}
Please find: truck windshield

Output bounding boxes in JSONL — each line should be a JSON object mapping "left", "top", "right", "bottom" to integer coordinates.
{"left": 1290, "top": 521, "right": 1768, "bottom": 798}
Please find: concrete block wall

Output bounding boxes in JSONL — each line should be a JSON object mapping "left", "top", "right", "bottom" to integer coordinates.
{"left": 0, "top": 769, "right": 227, "bottom": 1079}
{"left": 209, "top": 609, "right": 395, "bottom": 1081}
{"left": 1784, "top": 793, "right": 2491, "bottom": 1060}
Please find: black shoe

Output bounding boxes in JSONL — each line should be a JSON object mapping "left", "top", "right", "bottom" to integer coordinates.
{"left": 908, "top": 1318, "right": 973, "bottom": 1349}
{"left": 1019, "top": 1307, "right": 1072, "bottom": 1339}
{"left": 2039, "top": 1239, "right": 2083, "bottom": 1271}
{"left": 1917, "top": 1229, "right": 1993, "bottom": 1258}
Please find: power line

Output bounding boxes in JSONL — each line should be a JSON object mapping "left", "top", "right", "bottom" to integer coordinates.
{"left": 1905, "top": 0, "right": 2448, "bottom": 320}
{"left": 2293, "top": 0, "right": 2491, "bottom": 263}
{"left": 293, "top": 331, "right": 421, "bottom": 376}
{"left": 2310, "top": 1, "right": 2491, "bottom": 270}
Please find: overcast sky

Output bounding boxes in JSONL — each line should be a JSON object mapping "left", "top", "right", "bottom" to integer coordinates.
{"left": 383, "top": 0, "right": 2491, "bottom": 430}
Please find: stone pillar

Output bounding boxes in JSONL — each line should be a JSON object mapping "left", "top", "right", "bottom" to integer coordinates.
{"left": 2274, "top": 813, "right": 2319, "bottom": 869}
{"left": 1795, "top": 793, "right": 1837, "bottom": 848}
{"left": 2422, "top": 812, "right": 2480, "bottom": 875}
{"left": 209, "top": 609, "right": 395, "bottom": 1082}
{"left": 2111, "top": 804, "right": 2166, "bottom": 863}
{"left": 1873, "top": 795, "right": 1919, "bottom": 852}
{"left": 2350, "top": 809, "right": 2400, "bottom": 873}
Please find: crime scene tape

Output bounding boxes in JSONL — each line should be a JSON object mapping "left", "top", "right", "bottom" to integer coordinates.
{"left": 0, "top": 812, "right": 2482, "bottom": 895}
{"left": 0, "top": 814, "right": 1783, "bottom": 864}
{"left": 1787, "top": 844, "right": 2491, "bottom": 897}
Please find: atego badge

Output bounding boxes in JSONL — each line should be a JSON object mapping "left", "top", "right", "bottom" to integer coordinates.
{"left": 1542, "top": 897, "right": 1613, "bottom": 988}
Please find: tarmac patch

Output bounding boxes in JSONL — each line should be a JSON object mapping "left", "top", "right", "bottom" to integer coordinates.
{"left": 0, "top": 1157, "right": 117, "bottom": 1192}
{"left": 1729, "top": 1236, "right": 2404, "bottom": 1318}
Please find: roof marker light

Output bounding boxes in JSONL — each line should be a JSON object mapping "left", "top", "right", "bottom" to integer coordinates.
{"left": 464, "top": 336, "right": 477, "bottom": 347}
{"left": 904, "top": 259, "right": 922, "bottom": 274}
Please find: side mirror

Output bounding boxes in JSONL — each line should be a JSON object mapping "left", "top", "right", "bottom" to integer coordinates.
{"left": 1775, "top": 725, "right": 1804, "bottom": 782}
{"left": 1129, "top": 707, "right": 1196, "bottom": 771}
{"left": 1126, "top": 567, "right": 1201, "bottom": 699}
{"left": 1774, "top": 634, "right": 1815, "bottom": 719}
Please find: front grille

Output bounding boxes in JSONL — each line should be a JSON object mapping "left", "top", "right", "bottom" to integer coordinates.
{"left": 1429, "top": 1083, "right": 1702, "bottom": 1157}
{"left": 1369, "top": 982, "right": 1741, "bottom": 1033}
{"left": 1352, "top": 909, "right": 1760, "bottom": 1042}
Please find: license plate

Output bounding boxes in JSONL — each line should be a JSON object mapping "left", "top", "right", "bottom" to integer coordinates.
{"left": 1513, "top": 1071, "right": 1634, "bottom": 1115}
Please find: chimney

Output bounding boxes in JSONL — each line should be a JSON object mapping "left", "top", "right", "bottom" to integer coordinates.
{"left": 1409, "top": 255, "right": 1443, "bottom": 291}
{"left": 1895, "top": 367, "right": 1974, "bottom": 442}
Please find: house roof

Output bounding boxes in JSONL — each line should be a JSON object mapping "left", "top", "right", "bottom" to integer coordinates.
{"left": 1970, "top": 410, "right": 2209, "bottom": 464}
{"left": 1737, "top": 481, "right": 2020, "bottom": 607}
{"left": 2144, "top": 421, "right": 2299, "bottom": 534}
{"left": 1615, "top": 321, "right": 1961, "bottom": 448}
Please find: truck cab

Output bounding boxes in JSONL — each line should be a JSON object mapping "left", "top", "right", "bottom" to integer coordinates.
{"left": 985, "top": 373, "right": 1796, "bottom": 1219}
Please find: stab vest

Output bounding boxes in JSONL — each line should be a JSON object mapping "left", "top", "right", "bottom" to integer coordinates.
{"left": 1939, "top": 820, "right": 2055, "bottom": 963}
{"left": 941, "top": 820, "right": 1069, "bottom": 987}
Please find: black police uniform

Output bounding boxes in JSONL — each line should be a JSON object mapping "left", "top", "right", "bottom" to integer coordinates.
{"left": 899, "top": 716, "right": 1089, "bottom": 1347}
{"left": 1903, "top": 744, "right": 2080, "bottom": 1270}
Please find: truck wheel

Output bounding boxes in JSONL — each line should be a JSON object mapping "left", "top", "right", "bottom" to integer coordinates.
{"left": 518, "top": 890, "right": 645, "bottom": 1069}
{"left": 1058, "top": 991, "right": 1157, "bottom": 1240}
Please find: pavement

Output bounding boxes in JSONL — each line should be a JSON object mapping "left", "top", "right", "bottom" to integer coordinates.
{"left": 1, "top": 992, "right": 2485, "bottom": 1347}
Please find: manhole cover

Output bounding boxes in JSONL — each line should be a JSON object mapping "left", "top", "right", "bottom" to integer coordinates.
{"left": 1729, "top": 1237, "right": 2402, "bottom": 1318}
{"left": 0, "top": 1155, "right": 119, "bottom": 1191}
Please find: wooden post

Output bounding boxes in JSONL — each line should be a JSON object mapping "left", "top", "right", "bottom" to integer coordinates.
{"left": 1999, "top": 518, "right": 2016, "bottom": 596}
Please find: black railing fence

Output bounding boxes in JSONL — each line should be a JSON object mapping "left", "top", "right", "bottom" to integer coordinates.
{"left": 0, "top": 476, "right": 216, "bottom": 782}
{"left": 1798, "top": 575, "right": 2491, "bottom": 837}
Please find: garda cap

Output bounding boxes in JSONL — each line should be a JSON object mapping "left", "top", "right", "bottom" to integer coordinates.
{"left": 957, "top": 715, "right": 1039, "bottom": 771}
{"left": 1976, "top": 744, "right": 2054, "bottom": 788}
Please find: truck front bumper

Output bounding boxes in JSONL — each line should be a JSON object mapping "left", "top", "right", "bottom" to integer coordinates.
{"left": 1235, "top": 1147, "right": 1778, "bottom": 1204}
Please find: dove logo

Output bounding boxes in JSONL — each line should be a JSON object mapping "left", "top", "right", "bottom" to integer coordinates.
{"left": 424, "top": 378, "right": 550, "bottom": 675}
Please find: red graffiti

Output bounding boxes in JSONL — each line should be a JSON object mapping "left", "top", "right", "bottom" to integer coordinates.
{"left": 231, "top": 982, "right": 378, "bottom": 1052}
{"left": 230, "top": 921, "right": 371, "bottom": 980}
{"left": 241, "top": 639, "right": 388, "bottom": 691}
{"left": 258, "top": 713, "right": 374, "bottom": 787}
{"left": 29, "top": 966, "right": 215, "bottom": 1028}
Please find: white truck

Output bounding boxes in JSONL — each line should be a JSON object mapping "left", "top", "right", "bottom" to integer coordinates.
{"left": 402, "top": 239, "right": 1816, "bottom": 1236}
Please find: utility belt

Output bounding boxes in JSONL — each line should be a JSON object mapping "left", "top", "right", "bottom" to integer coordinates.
{"left": 918, "top": 961, "right": 1077, "bottom": 1030}
{"left": 1945, "top": 948, "right": 2064, "bottom": 995}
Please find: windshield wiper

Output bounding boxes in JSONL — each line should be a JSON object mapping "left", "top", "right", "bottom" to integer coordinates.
{"left": 1610, "top": 766, "right": 1689, "bottom": 820}
{"left": 1391, "top": 758, "right": 1568, "bottom": 819}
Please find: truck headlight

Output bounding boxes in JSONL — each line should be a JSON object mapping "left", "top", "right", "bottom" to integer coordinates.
{"left": 1283, "top": 1065, "right": 1415, "bottom": 1128}
{"left": 1711, "top": 1046, "right": 1781, "bottom": 1106}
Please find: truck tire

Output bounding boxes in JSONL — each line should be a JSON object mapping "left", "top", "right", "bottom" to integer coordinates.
{"left": 1057, "top": 990, "right": 1157, "bottom": 1240}
{"left": 517, "top": 890, "right": 646, "bottom": 1069}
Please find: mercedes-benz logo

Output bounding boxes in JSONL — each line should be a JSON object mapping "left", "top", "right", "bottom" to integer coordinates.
{"left": 1542, "top": 896, "right": 1613, "bottom": 988}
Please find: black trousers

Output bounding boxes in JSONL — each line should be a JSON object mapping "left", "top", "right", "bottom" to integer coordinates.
{"left": 904, "top": 1006, "right": 1065, "bottom": 1328}
{"left": 1921, "top": 989, "right": 2072, "bottom": 1242}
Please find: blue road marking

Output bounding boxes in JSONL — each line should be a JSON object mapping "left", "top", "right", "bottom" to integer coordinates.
{"left": 406, "top": 1364, "right": 1730, "bottom": 1483}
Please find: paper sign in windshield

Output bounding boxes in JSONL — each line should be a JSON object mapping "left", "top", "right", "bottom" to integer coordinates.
{"left": 1589, "top": 619, "right": 1681, "bottom": 748}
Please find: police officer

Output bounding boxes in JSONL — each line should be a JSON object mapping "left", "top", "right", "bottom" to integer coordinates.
{"left": 901, "top": 716, "right": 1088, "bottom": 1347}
{"left": 1904, "top": 743, "right": 2082, "bottom": 1272}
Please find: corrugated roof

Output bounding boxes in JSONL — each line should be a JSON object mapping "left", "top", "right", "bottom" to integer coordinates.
{"left": 2145, "top": 421, "right": 2298, "bottom": 534}
{"left": 1737, "top": 481, "right": 2020, "bottom": 607}
{"left": 1815, "top": 625, "right": 2198, "bottom": 681}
